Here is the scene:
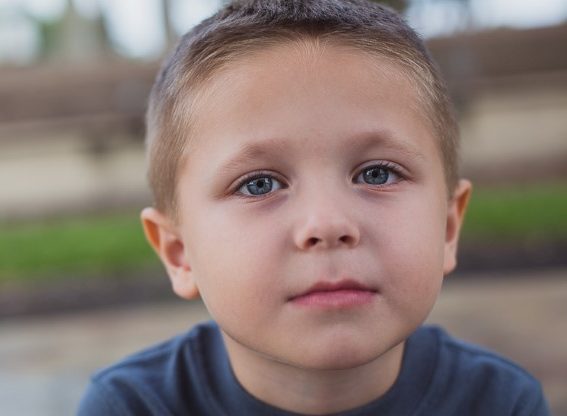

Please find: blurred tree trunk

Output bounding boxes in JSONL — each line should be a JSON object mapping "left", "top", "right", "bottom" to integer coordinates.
{"left": 39, "top": 0, "right": 112, "bottom": 62}
{"left": 161, "top": 0, "right": 177, "bottom": 48}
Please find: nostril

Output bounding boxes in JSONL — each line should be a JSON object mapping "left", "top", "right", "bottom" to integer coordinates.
{"left": 307, "top": 237, "right": 321, "bottom": 247}
{"left": 339, "top": 235, "right": 351, "bottom": 244}
{"left": 299, "top": 230, "right": 359, "bottom": 249}
{"left": 305, "top": 235, "right": 354, "bottom": 248}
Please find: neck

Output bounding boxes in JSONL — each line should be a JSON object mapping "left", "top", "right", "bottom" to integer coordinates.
{"left": 221, "top": 332, "right": 405, "bottom": 415}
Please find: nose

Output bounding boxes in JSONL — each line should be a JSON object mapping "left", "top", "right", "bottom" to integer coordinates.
{"left": 293, "top": 201, "right": 361, "bottom": 251}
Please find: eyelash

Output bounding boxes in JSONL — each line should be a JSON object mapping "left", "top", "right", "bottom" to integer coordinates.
{"left": 232, "top": 162, "right": 405, "bottom": 198}
{"left": 232, "top": 171, "right": 286, "bottom": 198}
{"left": 355, "top": 162, "right": 403, "bottom": 186}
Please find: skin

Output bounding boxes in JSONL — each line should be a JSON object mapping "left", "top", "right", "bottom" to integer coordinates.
{"left": 142, "top": 41, "right": 471, "bottom": 415}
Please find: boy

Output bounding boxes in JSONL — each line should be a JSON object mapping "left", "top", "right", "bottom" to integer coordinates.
{"left": 78, "top": 0, "right": 550, "bottom": 414}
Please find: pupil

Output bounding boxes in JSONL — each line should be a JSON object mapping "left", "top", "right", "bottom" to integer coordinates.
{"left": 365, "top": 167, "right": 388, "bottom": 185}
{"left": 247, "top": 177, "right": 272, "bottom": 195}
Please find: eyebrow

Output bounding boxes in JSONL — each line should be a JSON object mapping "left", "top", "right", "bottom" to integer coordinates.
{"left": 217, "top": 138, "right": 290, "bottom": 177}
{"left": 217, "top": 130, "right": 425, "bottom": 176}
{"left": 347, "top": 131, "right": 426, "bottom": 159}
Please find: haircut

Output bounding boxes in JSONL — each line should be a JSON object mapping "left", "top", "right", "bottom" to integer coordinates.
{"left": 146, "top": 0, "right": 460, "bottom": 219}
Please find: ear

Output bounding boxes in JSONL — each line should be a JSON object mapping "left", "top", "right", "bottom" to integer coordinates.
{"left": 140, "top": 207, "right": 200, "bottom": 300}
{"left": 443, "top": 179, "right": 472, "bottom": 276}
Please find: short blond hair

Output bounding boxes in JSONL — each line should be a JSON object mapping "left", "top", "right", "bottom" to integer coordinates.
{"left": 146, "top": 0, "right": 459, "bottom": 220}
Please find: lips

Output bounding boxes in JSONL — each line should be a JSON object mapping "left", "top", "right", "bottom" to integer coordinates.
{"left": 289, "top": 279, "right": 377, "bottom": 308}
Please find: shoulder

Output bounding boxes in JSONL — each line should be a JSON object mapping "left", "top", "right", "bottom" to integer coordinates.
{"left": 77, "top": 320, "right": 222, "bottom": 416}
{"left": 415, "top": 325, "right": 550, "bottom": 416}
{"left": 92, "top": 319, "right": 219, "bottom": 386}
{"left": 431, "top": 325, "right": 541, "bottom": 389}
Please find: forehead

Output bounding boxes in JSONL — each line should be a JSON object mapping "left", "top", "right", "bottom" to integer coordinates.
{"left": 183, "top": 41, "right": 440, "bottom": 170}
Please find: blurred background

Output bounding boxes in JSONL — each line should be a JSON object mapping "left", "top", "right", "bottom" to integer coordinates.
{"left": 0, "top": 0, "right": 566, "bottom": 414}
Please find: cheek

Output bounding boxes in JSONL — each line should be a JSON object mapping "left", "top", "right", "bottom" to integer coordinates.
{"left": 379, "top": 194, "right": 447, "bottom": 302}
{"left": 185, "top": 208, "right": 284, "bottom": 314}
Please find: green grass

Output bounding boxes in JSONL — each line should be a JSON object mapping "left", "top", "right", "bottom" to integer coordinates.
{"left": 462, "top": 183, "right": 567, "bottom": 241}
{"left": 0, "top": 183, "right": 566, "bottom": 283}
{"left": 0, "top": 213, "right": 158, "bottom": 283}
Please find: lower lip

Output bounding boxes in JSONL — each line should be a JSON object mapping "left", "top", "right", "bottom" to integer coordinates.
{"left": 291, "top": 289, "right": 376, "bottom": 308}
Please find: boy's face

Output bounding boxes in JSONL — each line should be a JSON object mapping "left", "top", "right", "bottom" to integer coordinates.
{"left": 143, "top": 42, "right": 470, "bottom": 371}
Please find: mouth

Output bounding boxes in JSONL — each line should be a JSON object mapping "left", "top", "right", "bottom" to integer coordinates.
{"left": 289, "top": 279, "right": 378, "bottom": 308}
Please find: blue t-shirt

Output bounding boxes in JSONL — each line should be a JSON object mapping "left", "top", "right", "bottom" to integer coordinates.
{"left": 77, "top": 321, "right": 550, "bottom": 415}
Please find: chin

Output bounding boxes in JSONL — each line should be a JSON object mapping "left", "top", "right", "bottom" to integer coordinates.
{"left": 292, "top": 340, "right": 389, "bottom": 371}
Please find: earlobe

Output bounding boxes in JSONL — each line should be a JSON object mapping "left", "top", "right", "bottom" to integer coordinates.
{"left": 140, "top": 207, "right": 200, "bottom": 300}
{"left": 443, "top": 179, "right": 472, "bottom": 275}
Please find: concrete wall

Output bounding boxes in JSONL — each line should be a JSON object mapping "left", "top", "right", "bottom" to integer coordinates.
{"left": 459, "top": 72, "right": 567, "bottom": 182}
{"left": 0, "top": 131, "right": 149, "bottom": 220}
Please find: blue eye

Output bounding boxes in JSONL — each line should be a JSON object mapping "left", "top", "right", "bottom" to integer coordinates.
{"left": 238, "top": 175, "right": 283, "bottom": 196}
{"left": 356, "top": 164, "right": 399, "bottom": 186}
